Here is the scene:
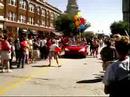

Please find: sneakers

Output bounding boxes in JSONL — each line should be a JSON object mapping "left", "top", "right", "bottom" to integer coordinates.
{"left": 2, "top": 69, "right": 6, "bottom": 73}
{"left": 1, "top": 69, "right": 13, "bottom": 73}
{"left": 7, "top": 69, "right": 13, "bottom": 73}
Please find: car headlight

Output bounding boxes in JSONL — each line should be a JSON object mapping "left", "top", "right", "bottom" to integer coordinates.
{"left": 79, "top": 48, "right": 85, "bottom": 52}
{"left": 65, "top": 48, "right": 69, "bottom": 51}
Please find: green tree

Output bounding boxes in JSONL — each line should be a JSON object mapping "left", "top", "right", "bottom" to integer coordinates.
{"left": 110, "top": 21, "right": 129, "bottom": 35}
{"left": 54, "top": 13, "right": 75, "bottom": 36}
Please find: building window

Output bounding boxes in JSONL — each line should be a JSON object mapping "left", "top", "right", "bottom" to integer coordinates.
{"left": 29, "top": 4, "right": 35, "bottom": 12}
{"left": 37, "top": 19, "right": 40, "bottom": 25}
{"left": 37, "top": 7, "right": 41, "bottom": 15}
{"left": 19, "top": 15, "right": 26, "bottom": 23}
{"left": 0, "top": 0, "right": 3, "bottom": 2}
{"left": 42, "top": 19, "right": 45, "bottom": 26}
{"left": 50, "top": 12, "right": 54, "bottom": 20}
{"left": 53, "top": 13, "right": 56, "bottom": 20}
{"left": 9, "top": 0, "right": 16, "bottom": 6}
{"left": 55, "top": 14, "right": 59, "bottom": 19}
{"left": 19, "top": 0, "right": 26, "bottom": 9}
{"left": 28, "top": 17, "right": 34, "bottom": 25}
{"left": 42, "top": 9, "right": 45, "bottom": 16}
{"left": 50, "top": 22, "right": 53, "bottom": 27}
{"left": 8, "top": 11, "right": 16, "bottom": 21}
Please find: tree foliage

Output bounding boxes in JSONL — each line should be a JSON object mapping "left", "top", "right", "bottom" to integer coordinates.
{"left": 54, "top": 14, "right": 75, "bottom": 36}
{"left": 110, "top": 21, "right": 129, "bottom": 35}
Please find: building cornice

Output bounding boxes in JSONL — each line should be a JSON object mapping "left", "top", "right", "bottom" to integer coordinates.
{"left": 34, "top": 0, "right": 62, "bottom": 14}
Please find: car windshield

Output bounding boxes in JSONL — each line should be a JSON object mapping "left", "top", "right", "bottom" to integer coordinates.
{"left": 69, "top": 42, "right": 86, "bottom": 46}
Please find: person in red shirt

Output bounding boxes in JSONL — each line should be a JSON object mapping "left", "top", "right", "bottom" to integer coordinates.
{"left": 18, "top": 37, "right": 29, "bottom": 68}
{"left": 1, "top": 35, "right": 12, "bottom": 73}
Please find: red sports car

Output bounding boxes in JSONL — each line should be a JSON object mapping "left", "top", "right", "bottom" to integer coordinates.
{"left": 64, "top": 43, "right": 88, "bottom": 58}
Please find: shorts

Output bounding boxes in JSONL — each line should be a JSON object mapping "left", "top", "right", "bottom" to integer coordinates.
{"left": 49, "top": 51, "right": 58, "bottom": 59}
{"left": 1, "top": 51, "right": 11, "bottom": 60}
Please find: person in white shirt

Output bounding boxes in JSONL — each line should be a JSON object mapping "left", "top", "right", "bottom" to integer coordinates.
{"left": 48, "top": 41, "right": 61, "bottom": 67}
{"left": 39, "top": 37, "right": 47, "bottom": 59}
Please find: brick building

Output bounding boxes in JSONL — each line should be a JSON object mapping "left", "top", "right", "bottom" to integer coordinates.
{"left": 0, "top": 0, "right": 62, "bottom": 37}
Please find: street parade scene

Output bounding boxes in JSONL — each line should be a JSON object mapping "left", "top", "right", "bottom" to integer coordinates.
{"left": 0, "top": 0, "right": 130, "bottom": 97}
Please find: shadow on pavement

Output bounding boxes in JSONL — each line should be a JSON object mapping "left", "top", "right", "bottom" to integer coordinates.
{"left": 62, "top": 55, "right": 86, "bottom": 59}
{"left": 32, "top": 65, "right": 57, "bottom": 67}
{"left": 76, "top": 74, "right": 103, "bottom": 84}
{"left": 76, "top": 78, "right": 102, "bottom": 84}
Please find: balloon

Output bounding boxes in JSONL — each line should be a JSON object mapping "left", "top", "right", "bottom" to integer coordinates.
{"left": 74, "top": 15, "right": 78, "bottom": 21}
{"left": 80, "top": 18, "right": 86, "bottom": 25}
{"left": 79, "top": 24, "right": 87, "bottom": 33}
{"left": 55, "top": 47, "right": 61, "bottom": 53}
{"left": 77, "top": 11, "right": 81, "bottom": 17}
{"left": 74, "top": 15, "right": 80, "bottom": 21}
{"left": 80, "top": 24, "right": 85, "bottom": 30}
{"left": 75, "top": 21, "right": 80, "bottom": 27}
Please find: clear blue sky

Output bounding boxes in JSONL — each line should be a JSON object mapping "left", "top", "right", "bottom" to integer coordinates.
{"left": 48, "top": 0, "right": 123, "bottom": 35}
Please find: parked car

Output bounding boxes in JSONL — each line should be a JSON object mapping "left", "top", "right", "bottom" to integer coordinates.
{"left": 64, "top": 43, "right": 88, "bottom": 58}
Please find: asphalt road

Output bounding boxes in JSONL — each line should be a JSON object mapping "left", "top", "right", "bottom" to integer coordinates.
{"left": 0, "top": 55, "right": 108, "bottom": 96}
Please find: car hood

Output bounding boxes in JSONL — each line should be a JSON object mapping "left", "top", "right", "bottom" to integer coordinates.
{"left": 65, "top": 45, "right": 85, "bottom": 50}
